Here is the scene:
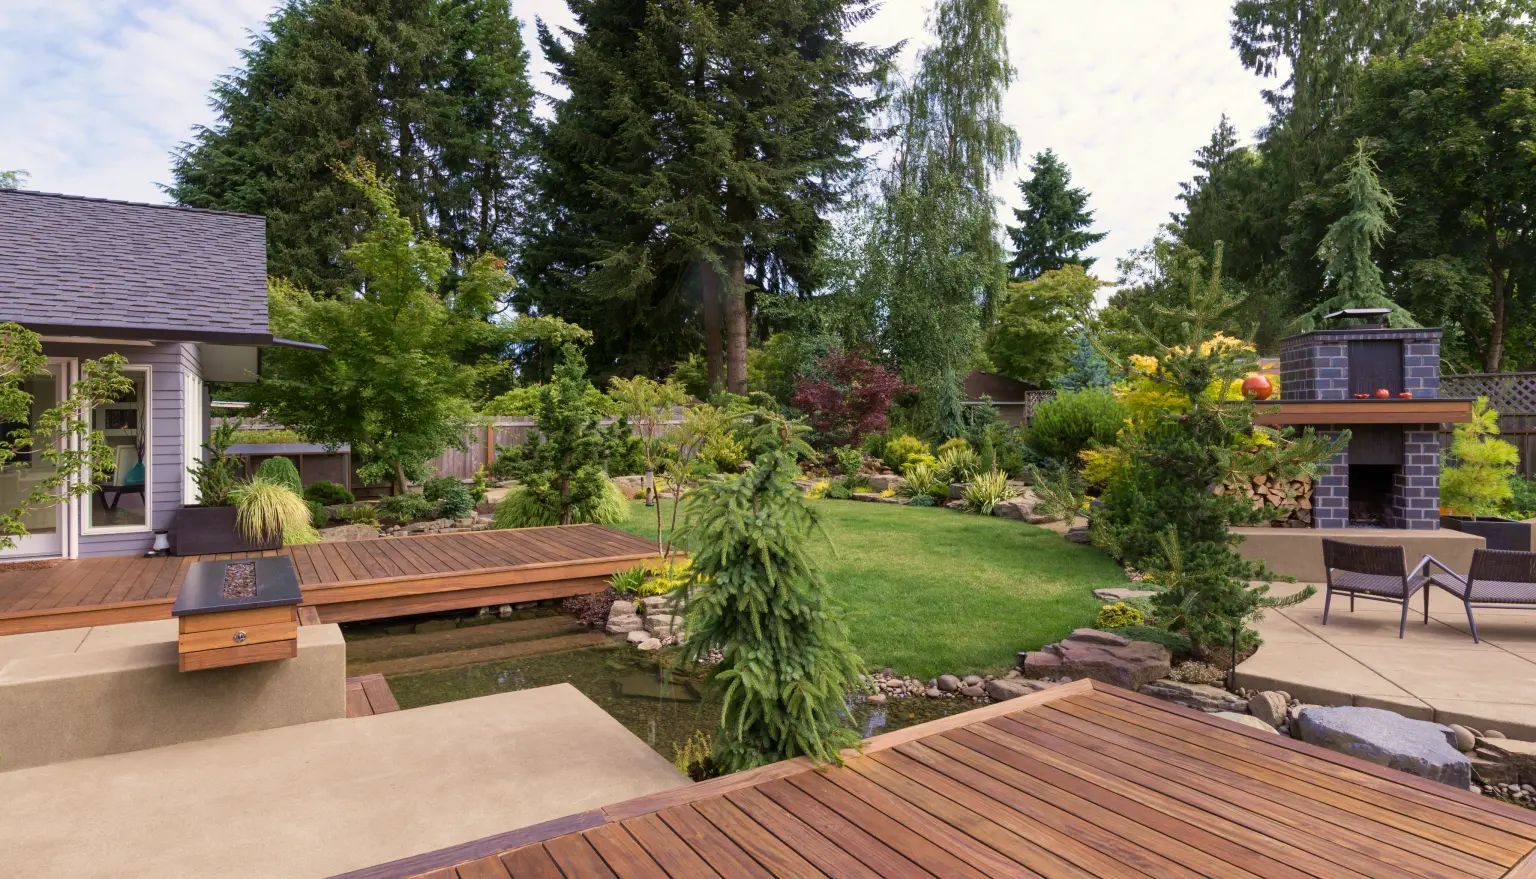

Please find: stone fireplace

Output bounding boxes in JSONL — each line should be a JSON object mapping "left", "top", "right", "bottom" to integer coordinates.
{"left": 1272, "top": 319, "right": 1458, "bottom": 531}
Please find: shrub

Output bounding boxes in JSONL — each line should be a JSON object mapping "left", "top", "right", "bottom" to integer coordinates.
{"left": 423, "top": 476, "right": 474, "bottom": 519}
{"left": 230, "top": 479, "right": 318, "bottom": 545}
{"left": 646, "top": 556, "right": 695, "bottom": 595}
{"left": 307, "top": 499, "right": 330, "bottom": 530}
{"left": 907, "top": 493, "right": 937, "bottom": 507}
{"left": 254, "top": 456, "right": 302, "bottom": 495}
{"left": 833, "top": 446, "right": 864, "bottom": 477}
{"left": 699, "top": 433, "right": 747, "bottom": 474}
{"left": 608, "top": 565, "right": 648, "bottom": 595}
{"left": 789, "top": 351, "right": 912, "bottom": 448}
{"left": 1442, "top": 397, "right": 1519, "bottom": 516}
{"left": 189, "top": 419, "right": 242, "bottom": 507}
{"left": 469, "top": 465, "right": 491, "bottom": 504}
{"left": 898, "top": 461, "right": 942, "bottom": 498}
{"left": 1095, "top": 601, "right": 1144, "bottom": 628}
{"left": 961, "top": 470, "right": 1015, "bottom": 516}
{"left": 936, "top": 446, "right": 981, "bottom": 483}
{"left": 1028, "top": 464, "right": 1087, "bottom": 528}
{"left": 882, "top": 434, "right": 929, "bottom": 472}
{"left": 806, "top": 480, "right": 829, "bottom": 499}
{"left": 823, "top": 480, "right": 853, "bottom": 500}
{"left": 936, "top": 437, "right": 970, "bottom": 458}
{"left": 375, "top": 492, "right": 435, "bottom": 523}
{"left": 230, "top": 428, "right": 304, "bottom": 444}
{"left": 492, "top": 479, "right": 627, "bottom": 528}
{"left": 1025, "top": 389, "right": 1127, "bottom": 463}
{"left": 335, "top": 503, "right": 380, "bottom": 526}
{"left": 1508, "top": 474, "right": 1536, "bottom": 519}
{"left": 303, "top": 480, "right": 354, "bottom": 506}
{"left": 601, "top": 416, "right": 647, "bottom": 476}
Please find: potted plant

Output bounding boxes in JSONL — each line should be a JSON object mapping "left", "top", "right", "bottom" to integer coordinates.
{"left": 1440, "top": 398, "right": 1531, "bottom": 551}
{"left": 174, "top": 419, "right": 281, "bottom": 555}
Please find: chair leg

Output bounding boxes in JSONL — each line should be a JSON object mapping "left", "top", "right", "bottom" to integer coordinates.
{"left": 1322, "top": 588, "right": 1332, "bottom": 625}
{"left": 1424, "top": 584, "right": 1430, "bottom": 624}
{"left": 1465, "top": 601, "right": 1480, "bottom": 644}
{"left": 1350, "top": 593, "right": 1356, "bottom": 612}
{"left": 1399, "top": 597, "right": 1409, "bottom": 638}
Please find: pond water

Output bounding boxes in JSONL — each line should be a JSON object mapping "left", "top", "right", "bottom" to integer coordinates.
{"left": 374, "top": 627, "right": 977, "bottom": 765}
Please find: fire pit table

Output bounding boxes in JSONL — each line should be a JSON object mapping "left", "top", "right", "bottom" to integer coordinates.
{"left": 171, "top": 556, "right": 304, "bottom": 672}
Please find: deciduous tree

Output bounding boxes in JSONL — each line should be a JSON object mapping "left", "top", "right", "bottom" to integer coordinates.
{"left": 986, "top": 265, "right": 1104, "bottom": 385}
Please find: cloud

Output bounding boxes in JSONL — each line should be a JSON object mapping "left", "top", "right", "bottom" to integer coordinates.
{"left": 0, "top": 0, "right": 1272, "bottom": 274}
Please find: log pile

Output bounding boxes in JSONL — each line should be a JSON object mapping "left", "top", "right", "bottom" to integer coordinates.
{"left": 1213, "top": 473, "right": 1313, "bottom": 527}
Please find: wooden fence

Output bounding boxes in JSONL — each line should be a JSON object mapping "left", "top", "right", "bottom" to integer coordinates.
{"left": 1441, "top": 372, "right": 1536, "bottom": 478}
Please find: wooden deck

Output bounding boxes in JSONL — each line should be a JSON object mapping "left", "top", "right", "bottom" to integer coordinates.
{"left": 0, "top": 524, "right": 661, "bottom": 636}
{"left": 345, "top": 680, "right": 1536, "bottom": 879}
{"left": 346, "top": 674, "right": 402, "bottom": 718}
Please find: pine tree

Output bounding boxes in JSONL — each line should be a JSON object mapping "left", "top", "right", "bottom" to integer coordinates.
{"left": 169, "top": 0, "right": 536, "bottom": 294}
{"left": 1442, "top": 397, "right": 1519, "bottom": 516}
{"left": 1053, "top": 332, "right": 1113, "bottom": 391}
{"left": 1006, "top": 149, "right": 1105, "bottom": 280}
{"left": 679, "top": 416, "right": 864, "bottom": 771}
{"left": 520, "top": 345, "right": 608, "bottom": 526}
{"left": 1294, "top": 140, "right": 1416, "bottom": 331}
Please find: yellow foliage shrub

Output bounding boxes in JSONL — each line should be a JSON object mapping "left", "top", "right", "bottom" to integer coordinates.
{"left": 1095, "top": 601, "right": 1144, "bottom": 628}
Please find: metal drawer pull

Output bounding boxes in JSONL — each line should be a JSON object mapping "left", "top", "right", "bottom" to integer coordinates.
{"left": 234, "top": 631, "right": 247, "bottom": 643}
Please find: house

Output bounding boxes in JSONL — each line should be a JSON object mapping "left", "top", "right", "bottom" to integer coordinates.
{"left": 0, "top": 189, "right": 315, "bottom": 561}
{"left": 962, "top": 369, "right": 1049, "bottom": 425}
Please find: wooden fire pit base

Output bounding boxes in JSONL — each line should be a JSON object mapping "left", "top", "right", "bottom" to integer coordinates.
{"left": 177, "top": 606, "right": 299, "bottom": 672}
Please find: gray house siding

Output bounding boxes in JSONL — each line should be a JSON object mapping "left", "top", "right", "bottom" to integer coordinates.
{"left": 40, "top": 340, "right": 197, "bottom": 558}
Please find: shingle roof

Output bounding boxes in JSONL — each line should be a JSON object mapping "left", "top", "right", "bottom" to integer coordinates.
{"left": 0, "top": 189, "right": 273, "bottom": 343}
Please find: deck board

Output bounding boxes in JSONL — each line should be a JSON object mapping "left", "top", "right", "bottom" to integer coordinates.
{"left": 0, "top": 525, "right": 660, "bottom": 635}
{"left": 336, "top": 681, "right": 1536, "bottom": 879}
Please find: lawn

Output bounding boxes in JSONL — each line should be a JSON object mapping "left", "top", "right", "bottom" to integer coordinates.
{"left": 613, "top": 498, "right": 1127, "bottom": 678}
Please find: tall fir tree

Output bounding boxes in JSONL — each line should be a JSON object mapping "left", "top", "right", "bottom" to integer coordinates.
{"left": 1006, "top": 149, "right": 1105, "bottom": 280}
{"left": 169, "top": 0, "right": 536, "bottom": 294}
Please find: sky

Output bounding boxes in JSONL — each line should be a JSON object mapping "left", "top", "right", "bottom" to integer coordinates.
{"left": 0, "top": 0, "right": 1274, "bottom": 278}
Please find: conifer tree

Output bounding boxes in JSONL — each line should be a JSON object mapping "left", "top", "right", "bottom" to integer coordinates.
{"left": 1006, "top": 149, "right": 1106, "bottom": 280}
{"left": 1294, "top": 139, "right": 1416, "bottom": 330}
{"left": 519, "top": 345, "right": 609, "bottom": 526}
{"left": 169, "top": 0, "right": 536, "bottom": 293}
{"left": 679, "top": 415, "right": 864, "bottom": 771}
{"left": 1053, "top": 332, "right": 1113, "bottom": 391}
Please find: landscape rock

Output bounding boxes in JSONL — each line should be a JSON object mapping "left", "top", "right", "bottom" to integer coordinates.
{"left": 319, "top": 523, "right": 382, "bottom": 542}
{"left": 498, "top": 604, "right": 513, "bottom": 619}
{"left": 625, "top": 630, "right": 650, "bottom": 645}
{"left": 867, "top": 693, "right": 887, "bottom": 705}
{"left": 1486, "top": 730, "right": 1508, "bottom": 740}
{"left": 1064, "top": 526, "right": 1093, "bottom": 544}
{"left": 1092, "top": 587, "right": 1159, "bottom": 602}
{"left": 792, "top": 479, "right": 818, "bottom": 493}
{"left": 948, "top": 483, "right": 968, "bottom": 501}
{"left": 925, "top": 687, "right": 944, "bottom": 698}
{"left": 850, "top": 492, "right": 883, "bottom": 503}
{"left": 609, "top": 600, "right": 637, "bottom": 618}
{"left": 991, "top": 499, "right": 1033, "bottom": 520}
{"left": 640, "top": 595, "right": 674, "bottom": 613}
{"left": 959, "top": 685, "right": 985, "bottom": 698}
{"left": 963, "top": 674, "right": 983, "bottom": 686}
{"left": 605, "top": 614, "right": 645, "bottom": 635}
{"left": 1450, "top": 724, "right": 1477, "bottom": 753}
{"left": 1472, "top": 756, "right": 1519, "bottom": 786}
{"left": 1295, "top": 707, "right": 1471, "bottom": 789}
{"left": 1248, "top": 691, "right": 1289, "bottom": 729}
{"left": 1141, "top": 680, "right": 1247, "bottom": 713}
{"left": 1022, "top": 630, "right": 1171, "bottom": 690}
{"left": 936, "top": 674, "right": 962, "bottom": 693}
{"left": 985, "top": 679, "right": 1052, "bottom": 702}
{"left": 1482, "top": 738, "right": 1536, "bottom": 781}
{"left": 867, "top": 475, "right": 905, "bottom": 493}
{"left": 1216, "top": 711, "right": 1278, "bottom": 734}
{"left": 637, "top": 638, "right": 663, "bottom": 652}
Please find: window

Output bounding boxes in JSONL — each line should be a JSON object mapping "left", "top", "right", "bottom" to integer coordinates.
{"left": 183, "top": 370, "right": 203, "bottom": 505}
{"left": 86, "top": 367, "right": 150, "bottom": 531}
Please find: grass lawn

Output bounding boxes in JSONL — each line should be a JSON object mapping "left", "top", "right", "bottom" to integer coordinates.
{"left": 613, "top": 498, "right": 1127, "bottom": 679}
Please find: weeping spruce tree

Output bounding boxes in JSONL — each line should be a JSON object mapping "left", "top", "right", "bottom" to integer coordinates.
{"left": 679, "top": 416, "right": 864, "bottom": 771}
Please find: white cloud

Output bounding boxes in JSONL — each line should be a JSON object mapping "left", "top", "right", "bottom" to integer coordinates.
{"left": 0, "top": 0, "right": 1272, "bottom": 273}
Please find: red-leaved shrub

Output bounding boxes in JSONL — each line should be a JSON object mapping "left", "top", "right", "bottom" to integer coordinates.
{"left": 790, "top": 352, "right": 912, "bottom": 448}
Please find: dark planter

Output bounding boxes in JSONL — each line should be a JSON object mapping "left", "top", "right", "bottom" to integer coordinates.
{"left": 173, "top": 505, "right": 281, "bottom": 556}
{"left": 1440, "top": 514, "right": 1534, "bottom": 552}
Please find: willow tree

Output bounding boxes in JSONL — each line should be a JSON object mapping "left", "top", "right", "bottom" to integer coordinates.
{"left": 868, "top": 0, "right": 1017, "bottom": 425}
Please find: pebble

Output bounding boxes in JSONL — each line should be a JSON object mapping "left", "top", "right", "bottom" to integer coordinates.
{"left": 959, "top": 685, "right": 985, "bottom": 698}
{"left": 963, "top": 675, "right": 983, "bottom": 686}
{"left": 925, "top": 687, "right": 944, "bottom": 698}
{"left": 867, "top": 693, "right": 887, "bottom": 705}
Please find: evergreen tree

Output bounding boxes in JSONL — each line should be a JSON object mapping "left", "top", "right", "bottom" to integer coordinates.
{"left": 169, "top": 0, "right": 536, "bottom": 294}
{"left": 1053, "top": 332, "right": 1114, "bottom": 392}
{"left": 1294, "top": 140, "right": 1415, "bottom": 331}
{"left": 519, "top": 345, "right": 608, "bottom": 526}
{"left": 1006, "top": 149, "right": 1105, "bottom": 280}
{"left": 680, "top": 416, "right": 864, "bottom": 771}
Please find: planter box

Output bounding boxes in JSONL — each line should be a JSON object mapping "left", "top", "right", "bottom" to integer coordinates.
{"left": 1440, "top": 515, "right": 1534, "bottom": 552}
{"left": 173, "top": 505, "right": 281, "bottom": 556}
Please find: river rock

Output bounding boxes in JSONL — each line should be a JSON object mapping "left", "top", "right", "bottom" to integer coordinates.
{"left": 963, "top": 674, "right": 983, "bottom": 686}
{"left": 1248, "top": 691, "right": 1289, "bottom": 729}
{"left": 985, "top": 679, "right": 1051, "bottom": 702}
{"left": 936, "top": 674, "right": 962, "bottom": 693}
{"left": 1141, "top": 679, "right": 1246, "bottom": 713}
{"left": 625, "top": 630, "right": 650, "bottom": 645}
{"left": 1449, "top": 724, "right": 1477, "bottom": 753}
{"left": 1021, "top": 630, "right": 1171, "bottom": 690}
{"left": 605, "top": 614, "right": 645, "bottom": 635}
{"left": 1064, "top": 526, "right": 1093, "bottom": 544}
{"left": 1295, "top": 707, "right": 1471, "bottom": 789}
{"left": 1215, "top": 711, "right": 1279, "bottom": 734}
{"left": 1092, "top": 587, "right": 1159, "bottom": 602}
{"left": 867, "top": 693, "right": 887, "bottom": 705}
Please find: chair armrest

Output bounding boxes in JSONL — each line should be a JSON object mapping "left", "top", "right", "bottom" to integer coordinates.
{"left": 1418, "top": 554, "right": 1460, "bottom": 577}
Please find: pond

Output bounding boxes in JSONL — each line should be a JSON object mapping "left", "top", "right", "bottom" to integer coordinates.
{"left": 350, "top": 612, "right": 979, "bottom": 766}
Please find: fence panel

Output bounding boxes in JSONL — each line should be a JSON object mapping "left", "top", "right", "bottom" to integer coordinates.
{"left": 1440, "top": 373, "right": 1536, "bottom": 479}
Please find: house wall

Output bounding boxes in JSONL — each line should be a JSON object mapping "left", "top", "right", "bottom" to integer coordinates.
{"left": 40, "top": 341, "right": 199, "bottom": 558}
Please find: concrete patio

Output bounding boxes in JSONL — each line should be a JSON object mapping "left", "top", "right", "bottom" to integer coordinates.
{"left": 1236, "top": 580, "right": 1536, "bottom": 739}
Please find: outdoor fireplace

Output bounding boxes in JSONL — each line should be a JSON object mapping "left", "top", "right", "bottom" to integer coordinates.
{"left": 171, "top": 556, "right": 303, "bottom": 671}
{"left": 1261, "top": 310, "right": 1472, "bottom": 531}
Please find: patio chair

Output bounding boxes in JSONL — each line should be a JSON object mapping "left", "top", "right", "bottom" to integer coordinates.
{"left": 1425, "top": 549, "right": 1536, "bottom": 643}
{"left": 1320, "top": 539, "right": 1433, "bottom": 638}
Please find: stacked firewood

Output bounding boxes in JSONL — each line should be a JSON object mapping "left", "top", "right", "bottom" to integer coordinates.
{"left": 1212, "top": 473, "right": 1313, "bottom": 527}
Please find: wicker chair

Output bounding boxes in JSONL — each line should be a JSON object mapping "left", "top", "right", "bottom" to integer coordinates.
{"left": 1425, "top": 549, "right": 1536, "bottom": 643}
{"left": 1321, "top": 539, "right": 1433, "bottom": 638}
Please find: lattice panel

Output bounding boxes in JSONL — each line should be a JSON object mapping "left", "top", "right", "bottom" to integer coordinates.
{"left": 1022, "top": 390, "right": 1056, "bottom": 424}
{"left": 1442, "top": 372, "right": 1536, "bottom": 415}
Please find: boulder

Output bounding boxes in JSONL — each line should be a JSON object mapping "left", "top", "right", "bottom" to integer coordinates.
{"left": 936, "top": 674, "right": 962, "bottom": 693}
{"left": 992, "top": 499, "right": 1032, "bottom": 521}
{"left": 1471, "top": 755, "right": 1519, "bottom": 786}
{"left": 320, "top": 523, "right": 382, "bottom": 542}
{"left": 605, "top": 614, "right": 645, "bottom": 635}
{"left": 948, "top": 483, "right": 968, "bottom": 501}
{"left": 1141, "top": 679, "right": 1246, "bottom": 713}
{"left": 646, "top": 614, "right": 681, "bottom": 635}
{"left": 1092, "top": 587, "right": 1159, "bottom": 602}
{"left": 867, "top": 475, "right": 906, "bottom": 493}
{"left": 851, "top": 492, "right": 883, "bottom": 503}
{"left": 609, "top": 600, "right": 637, "bottom": 618}
{"left": 637, "top": 638, "right": 663, "bottom": 652}
{"left": 640, "top": 595, "right": 674, "bottom": 613}
{"left": 1482, "top": 739, "right": 1536, "bottom": 782}
{"left": 1295, "top": 707, "right": 1471, "bottom": 789}
{"left": 866, "top": 693, "right": 887, "bottom": 705}
{"left": 1248, "top": 691, "right": 1289, "bottom": 729}
{"left": 1216, "top": 711, "right": 1278, "bottom": 734}
{"left": 985, "top": 679, "right": 1052, "bottom": 702}
{"left": 963, "top": 674, "right": 983, "bottom": 686}
{"left": 792, "top": 479, "right": 818, "bottom": 493}
{"left": 1021, "top": 630, "right": 1171, "bottom": 690}
{"left": 1064, "top": 527, "right": 1093, "bottom": 544}
{"left": 625, "top": 630, "right": 650, "bottom": 645}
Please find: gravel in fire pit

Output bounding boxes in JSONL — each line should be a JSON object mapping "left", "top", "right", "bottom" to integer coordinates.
{"left": 222, "top": 562, "right": 257, "bottom": 599}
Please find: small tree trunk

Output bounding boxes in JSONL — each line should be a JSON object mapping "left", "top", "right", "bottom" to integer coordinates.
{"left": 1487, "top": 264, "right": 1509, "bottom": 373}
{"left": 701, "top": 260, "right": 724, "bottom": 392}
{"left": 393, "top": 460, "right": 407, "bottom": 497}
{"left": 724, "top": 243, "right": 749, "bottom": 395}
